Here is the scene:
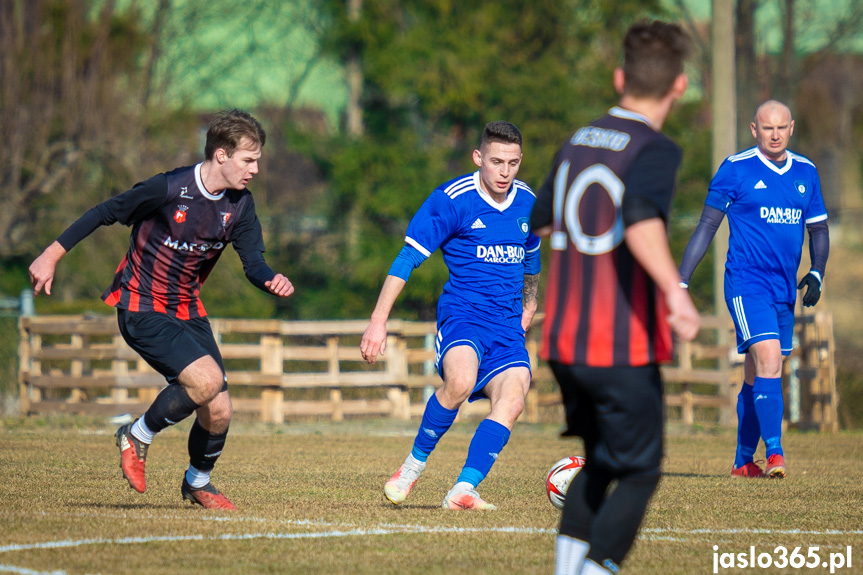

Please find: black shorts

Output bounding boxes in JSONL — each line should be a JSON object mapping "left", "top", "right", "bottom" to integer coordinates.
{"left": 117, "top": 309, "right": 226, "bottom": 387}
{"left": 549, "top": 362, "right": 664, "bottom": 475}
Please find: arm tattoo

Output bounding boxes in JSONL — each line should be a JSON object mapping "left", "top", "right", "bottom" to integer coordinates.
{"left": 523, "top": 273, "right": 540, "bottom": 306}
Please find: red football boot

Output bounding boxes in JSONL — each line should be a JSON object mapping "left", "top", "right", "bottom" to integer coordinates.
{"left": 765, "top": 454, "right": 787, "bottom": 478}
{"left": 181, "top": 479, "right": 237, "bottom": 510}
{"left": 116, "top": 422, "right": 148, "bottom": 493}
{"left": 731, "top": 461, "right": 766, "bottom": 478}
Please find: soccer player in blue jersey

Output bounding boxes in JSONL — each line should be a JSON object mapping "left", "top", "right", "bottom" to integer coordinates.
{"left": 360, "top": 121, "right": 541, "bottom": 510}
{"left": 680, "top": 100, "right": 829, "bottom": 479}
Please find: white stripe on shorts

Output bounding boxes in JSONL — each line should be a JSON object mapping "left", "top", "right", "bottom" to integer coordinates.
{"left": 732, "top": 296, "right": 751, "bottom": 341}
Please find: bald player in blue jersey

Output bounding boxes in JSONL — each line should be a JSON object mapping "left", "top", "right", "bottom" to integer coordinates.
{"left": 361, "top": 121, "right": 541, "bottom": 510}
{"left": 679, "top": 100, "right": 829, "bottom": 479}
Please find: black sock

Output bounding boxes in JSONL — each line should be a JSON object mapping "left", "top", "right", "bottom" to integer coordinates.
{"left": 585, "top": 470, "right": 661, "bottom": 566}
{"left": 188, "top": 418, "right": 228, "bottom": 473}
{"left": 559, "top": 464, "right": 614, "bottom": 540}
{"left": 143, "top": 384, "right": 200, "bottom": 433}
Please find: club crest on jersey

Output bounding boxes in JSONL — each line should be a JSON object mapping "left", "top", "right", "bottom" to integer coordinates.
{"left": 174, "top": 205, "right": 189, "bottom": 223}
{"left": 517, "top": 217, "right": 529, "bottom": 238}
{"left": 220, "top": 212, "right": 232, "bottom": 228}
{"left": 794, "top": 180, "right": 807, "bottom": 196}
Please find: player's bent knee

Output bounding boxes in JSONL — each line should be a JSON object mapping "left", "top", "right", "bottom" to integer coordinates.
{"left": 210, "top": 406, "right": 232, "bottom": 427}
{"left": 765, "top": 358, "right": 782, "bottom": 376}
{"left": 491, "top": 394, "right": 525, "bottom": 427}
{"left": 440, "top": 379, "right": 473, "bottom": 403}
{"left": 199, "top": 393, "right": 233, "bottom": 428}
{"left": 189, "top": 373, "right": 227, "bottom": 405}
{"left": 507, "top": 394, "right": 526, "bottom": 416}
{"left": 754, "top": 358, "right": 782, "bottom": 378}
{"left": 206, "top": 380, "right": 227, "bottom": 404}
{"left": 748, "top": 341, "right": 783, "bottom": 378}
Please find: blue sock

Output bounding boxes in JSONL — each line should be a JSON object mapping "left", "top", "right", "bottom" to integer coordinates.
{"left": 752, "top": 376, "right": 784, "bottom": 458}
{"left": 456, "top": 419, "right": 511, "bottom": 487}
{"left": 411, "top": 394, "right": 459, "bottom": 462}
{"left": 734, "top": 383, "right": 761, "bottom": 468}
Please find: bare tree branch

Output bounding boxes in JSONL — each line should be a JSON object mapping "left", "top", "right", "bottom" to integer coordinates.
{"left": 801, "top": 0, "right": 863, "bottom": 74}
{"left": 0, "top": 0, "right": 153, "bottom": 257}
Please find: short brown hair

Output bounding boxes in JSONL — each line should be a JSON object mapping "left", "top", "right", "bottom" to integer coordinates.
{"left": 480, "top": 121, "right": 522, "bottom": 149}
{"left": 623, "top": 21, "right": 691, "bottom": 99}
{"left": 204, "top": 109, "right": 266, "bottom": 159}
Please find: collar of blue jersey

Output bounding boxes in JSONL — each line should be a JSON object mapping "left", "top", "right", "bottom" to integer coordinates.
{"left": 609, "top": 106, "right": 654, "bottom": 129}
{"left": 194, "top": 163, "right": 227, "bottom": 201}
{"left": 472, "top": 171, "right": 517, "bottom": 211}
{"left": 753, "top": 146, "right": 794, "bottom": 175}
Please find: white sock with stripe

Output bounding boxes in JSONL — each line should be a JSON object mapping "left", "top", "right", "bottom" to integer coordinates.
{"left": 555, "top": 535, "right": 589, "bottom": 575}
{"left": 131, "top": 417, "right": 155, "bottom": 444}
{"left": 185, "top": 465, "right": 211, "bottom": 489}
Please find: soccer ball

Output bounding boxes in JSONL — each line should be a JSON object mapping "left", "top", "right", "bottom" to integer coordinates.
{"left": 545, "top": 456, "right": 586, "bottom": 510}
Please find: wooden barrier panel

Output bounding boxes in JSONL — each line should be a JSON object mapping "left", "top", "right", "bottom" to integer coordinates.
{"left": 18, "top": 316, "right": 444, "bottom": 423}
{"left": 786, "top": 311, "right": 839, "bottom": 432}
{"left": 529, "top": 314, "right": 746, "bottom": 427}
{"left": 18, "top": 313, "right": 838, "bottom": 429}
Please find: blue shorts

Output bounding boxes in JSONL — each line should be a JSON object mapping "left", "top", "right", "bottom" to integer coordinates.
{"left": 434, "top": 317, "right": 531, "bottom": 402}
{"left": 726, "top": 295, "right": 795, "bottom": 356}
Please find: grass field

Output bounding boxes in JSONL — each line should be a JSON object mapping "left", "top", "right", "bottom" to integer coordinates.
{"left": 1, "top": 416, "right": 862, "bottom": 575}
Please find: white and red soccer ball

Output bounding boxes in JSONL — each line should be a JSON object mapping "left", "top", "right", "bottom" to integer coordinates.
{"left": 545, "top": 456, "right": 586, "bottom": 510}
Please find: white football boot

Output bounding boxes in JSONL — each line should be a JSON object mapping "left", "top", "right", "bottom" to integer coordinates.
{"left": 384, "top": 455, "right": 426, "bottom": 505}
{"left": 441, "top": 481, "right": 497, "bottom": 510}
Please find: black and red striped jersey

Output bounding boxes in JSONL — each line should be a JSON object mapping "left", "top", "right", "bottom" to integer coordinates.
{"left": 58, "top": 163, "right": 274, "bottom": 320}
{"left": 531, "top": 107, "right": 682, "bottom": 367}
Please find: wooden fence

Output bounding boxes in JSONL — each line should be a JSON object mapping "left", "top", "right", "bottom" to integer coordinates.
{"left": 17, "top": 313, "right": 837, "bottom": 429}
{"left": 526, "top": 315, "right": 746, "bottom": 426}
{"left": 787, "top": 311, "right": 839, "bottom": 431}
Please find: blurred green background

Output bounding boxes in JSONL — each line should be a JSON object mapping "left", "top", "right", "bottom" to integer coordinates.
{"left": 3, "top": 0, "right": 863, "bottom": 425}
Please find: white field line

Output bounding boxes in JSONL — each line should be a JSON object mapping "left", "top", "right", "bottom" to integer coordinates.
{"left": 0, "top": 514, "right": 556, "bottom": 556}
{"left": 0, "top": 566, "right": 67, "bottom": 575}
{"left": 0, "top": 525, "right": 555, "bottom": 555}
{"left": 642, "top": 527, "right": 863, "bottom": 536}
{"left": 10, "top": 511, "right": 863, "bottom": 538}
{"left": 2, "top": 513, "right": 862, "bottom": 558}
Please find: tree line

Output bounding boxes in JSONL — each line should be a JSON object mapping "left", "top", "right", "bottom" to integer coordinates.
{"left": 2, "top": 0, "right": 861, "bottom": 321}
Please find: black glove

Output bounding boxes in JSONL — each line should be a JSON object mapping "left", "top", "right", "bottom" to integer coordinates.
{"left": 797, "top": 272, "right": 822, "bottom": 307}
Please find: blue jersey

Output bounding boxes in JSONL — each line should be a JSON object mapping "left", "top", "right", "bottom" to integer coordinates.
{"left": 405, "top": 171, "right": 541, "bottom": 329}
{"left": 706, "top": 147, "right": 828, "bottom": 303}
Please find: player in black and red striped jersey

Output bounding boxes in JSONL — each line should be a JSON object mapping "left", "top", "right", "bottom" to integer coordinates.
{"left": 29, "top": 109, "right": 294, "bottom": 510}
{"left": 531, "top": 22, "right": 700, "bottom": 575}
